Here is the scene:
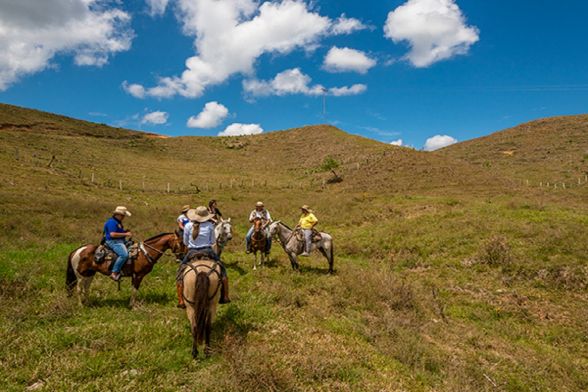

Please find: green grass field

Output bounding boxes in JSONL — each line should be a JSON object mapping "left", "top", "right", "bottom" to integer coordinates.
{"left": 0, "top": 104, "right": 587, "bottom": 391}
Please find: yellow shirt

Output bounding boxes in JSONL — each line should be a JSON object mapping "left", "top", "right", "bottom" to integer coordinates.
{"left": 299, "top": 213, "right": 318, "bottom": 229}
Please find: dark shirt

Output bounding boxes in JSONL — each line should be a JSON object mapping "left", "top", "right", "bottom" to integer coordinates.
{"left": 209, "top": 207, "right": 222, "bottom": 219}
{"left": 104, "top": 216, "right": 125, "bottom": 241}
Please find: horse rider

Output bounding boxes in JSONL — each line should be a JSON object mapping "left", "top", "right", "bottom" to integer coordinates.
{"left": 176, "top": 206, "right": 230, "bottom": 308}
{"left": 297, "top": 205, "right": 318, "bottom": 257}
{"left": 246, "top": 201, "right": 272, "bottom": 254}
{"left": 177, "top": 205, "right": 191, "bottom": 232}
{"left": 208, "top": 199, "right": 223, "bottom": 223}
{"left": 103, "top": 206, "right": 133, "bottom": 281}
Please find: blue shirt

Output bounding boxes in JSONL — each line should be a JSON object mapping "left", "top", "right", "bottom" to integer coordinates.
{"left": 177, "top": 213, "right": 190, "bottom": 227}
{"left": 183, "top": 221, "right": 215, "bottom": 249}
{"left": 104, "top": 216, "right": 126, "bottom": 241}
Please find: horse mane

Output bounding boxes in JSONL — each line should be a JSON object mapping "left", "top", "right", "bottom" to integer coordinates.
{"left": 144, "top": 232, "right": 174, "bottom": 242}
{"left": 278, "top": 221, "right": 293, "bottom": 231}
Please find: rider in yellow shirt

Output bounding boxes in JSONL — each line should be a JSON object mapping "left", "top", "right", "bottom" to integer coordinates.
{"left": 297, "top": 205, "right": 318, "bottom": 257}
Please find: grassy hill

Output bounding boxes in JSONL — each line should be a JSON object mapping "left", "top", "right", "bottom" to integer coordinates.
{"left": 0, "top": 104, "right": 587, "bottom": 391}
{"left": 439, "top": 115, "right": 588, "bottom": 186}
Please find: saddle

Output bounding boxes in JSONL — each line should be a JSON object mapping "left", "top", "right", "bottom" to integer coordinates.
{"left": 186, "top": 250, "right": 212, "bottom": 262}
{"left": 94, "top": 241, "right": 140, "bottom": 265}
{"left": 294, "top": 228, "right": 322, "bottom": 243}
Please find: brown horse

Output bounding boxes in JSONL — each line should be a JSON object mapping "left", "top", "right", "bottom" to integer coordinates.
{"left": 180, "top": 258, "right": 222, "bottom": 359}
{"left": 66, "top": 232, "right": 184, "bottom": 307}
{"left": 250, "top": 217, "right": 269, "bottom": 270}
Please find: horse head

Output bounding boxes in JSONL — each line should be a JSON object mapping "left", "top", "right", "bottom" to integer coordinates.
{"left": 216, "top": 218, "right": 233, "bottom": 243}
{"left": 253, "top": 217, "right": 264, "bottom": 232}
{"left": 170, "top": 232, "right": 186, "bottom": 257}
{"left": 268, "top": 220, "right": 281, "bottom": 236}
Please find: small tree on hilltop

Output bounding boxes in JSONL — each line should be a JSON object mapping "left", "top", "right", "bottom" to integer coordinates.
{"left": 320, "top": 156, "right": 342, "bottom": 183}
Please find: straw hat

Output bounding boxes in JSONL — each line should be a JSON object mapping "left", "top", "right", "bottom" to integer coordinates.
{"left": 113, "top": 206, "right": 132, "bottom": 216}
{"left": 181, "top": 205, "right": 190, "bottom": 213}
{"left": 187, "top": 206, "right": 215, "bottom": 223}
{"left": 301, "top": 205, "right": 312, "bottom": 212}
{"left": 255, "top": 201, "right": 264, "bottom": 207}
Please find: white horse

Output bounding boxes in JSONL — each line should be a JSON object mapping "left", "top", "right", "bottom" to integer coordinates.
{"left": 269, "top": 221, "right": 334, "bottom": 273}
{"left": 213, "top": 218, "right": 233, "bottom": 258}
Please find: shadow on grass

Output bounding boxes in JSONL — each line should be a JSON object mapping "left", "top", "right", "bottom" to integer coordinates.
{"left": 87, "top": 292, "right": 171, "bottom": 308}
{"left": 298, "top": 264, "right": 335, "bottom": 275}
{"left": 224, "top": 260, "right": 248, "bottom": 276}
{"left": 213, "top": 304, "right": 254, "bottom": 340}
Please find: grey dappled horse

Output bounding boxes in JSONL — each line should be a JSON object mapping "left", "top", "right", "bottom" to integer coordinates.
{"left": 269, "top": 221, "right": 334, "bottom": 273}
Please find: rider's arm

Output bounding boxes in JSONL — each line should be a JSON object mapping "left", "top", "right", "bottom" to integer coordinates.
{"left": 183, "top": 222, "right": 191, "bottom": 246}
{"left": 249, "top": 211, "right": 255, "bottom": 223}
{"left": 110, "top": 231, "right": 130, "bottom": 239}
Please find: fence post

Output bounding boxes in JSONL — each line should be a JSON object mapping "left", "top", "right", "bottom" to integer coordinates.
{"left": 142, "top": 176, "right": 145, "bottom": 191}
{"left": 119, "top": 180, "right": 123, "bottom": 191}
{"left": 15, "top": 147, "right": 20, "bottom": 161}
{"left": 562, "top": 183, "right": 566, "bottom": 189}
{"left": 167, "top": 183, "right": 170, "bottom": 193}
{"left": 91, "top": 172, "right": 95, "bottom": 183}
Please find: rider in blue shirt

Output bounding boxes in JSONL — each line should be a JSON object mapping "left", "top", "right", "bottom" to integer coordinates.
{"left": 104, "top": 206, "right": 132, "bottom": 281}
{"left": 176, "top": 206, "right": 230, "bottom": 308}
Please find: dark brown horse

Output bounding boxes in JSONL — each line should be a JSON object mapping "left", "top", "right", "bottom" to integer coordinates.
{"left": 66, "top": 232, "right": 184, "bottom": 307}
{"left": 250, "top": 217, "right": 269, "bottom": 270}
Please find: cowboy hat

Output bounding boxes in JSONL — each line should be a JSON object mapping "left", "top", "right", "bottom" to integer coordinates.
{"left": 113, "top": 206, "right": 132, "bottom": 216}
{"left": 181, "top": 205, "right": 190, "bottom": 213}
{"left": 255, "top": 201, "right": 264, "bottom": 207}
{"left": 301, "top": 205, "right": 312, "bottom": 212}
{"left": 187, "top": 206, "right": 215, "bottom": 223}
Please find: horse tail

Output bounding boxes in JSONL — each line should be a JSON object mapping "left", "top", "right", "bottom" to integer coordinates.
{"left": 66, "top": 249, "right": 78, "bottom": 296}
{"left": 193, "top": 271, "right": 210, "bottom": 345}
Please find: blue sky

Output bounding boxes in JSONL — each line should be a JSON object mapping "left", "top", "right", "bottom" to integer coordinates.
{"left": 1, "top": 0, "right": 587, "bottom": 150}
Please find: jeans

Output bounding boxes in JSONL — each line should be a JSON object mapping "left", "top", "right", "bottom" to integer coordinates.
{"left": 246, "top": 226, "right": 271, "bottom": 252}
{"left": 106, "top": 239, "right": 128, "bottom": 273}
{"left": 302, "top": 229, "right": 313, "bottom": 253}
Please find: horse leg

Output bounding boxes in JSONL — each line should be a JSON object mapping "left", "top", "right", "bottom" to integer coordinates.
{"left": 319, "top": 246, "right": 334, "bottom": 274}
{"left": 186, "top": 305, "right": 198, "bottom": 359}
{"left": 80, "top": 276, "right": 94, "bottom": 305}
{"left": 130, "top": 274, "right": 144, "bottom": 308}
{"left": 288, "top": 253, "right": 300, "bottom": 271}
{"left": 253, "top": 252, "right": 257, "bottom": 271}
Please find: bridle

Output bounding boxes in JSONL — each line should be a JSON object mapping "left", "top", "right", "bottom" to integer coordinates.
{"left": 140, "top": 233, "right": 180, "bottom": 264}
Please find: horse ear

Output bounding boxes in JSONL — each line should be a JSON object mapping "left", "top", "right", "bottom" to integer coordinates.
{"left": 227, "top": 217, "right": 231, "bottom": 223}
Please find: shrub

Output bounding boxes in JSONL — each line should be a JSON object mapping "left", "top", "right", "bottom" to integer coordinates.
{"left": 478, "top": 236, "right": 512, "bottom": 266}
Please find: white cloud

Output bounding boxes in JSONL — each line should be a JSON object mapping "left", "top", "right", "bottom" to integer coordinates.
{"left": 244, "top": 68, "right": 367, "bottom": 98}
{"left": 219, "top": 123, "right": 263, "bottom": 137}
{"left": 329, "top": 84, "right": 367, "bottom": 96}
{"left": 146, "top": 0, "right": 170, "bottom": 16}
{"left": 0, "top": 0, "right": 132, "bottom": 91}
{"left": 390, "top": 139, "right": 403, "bottom": 146}
{"left": 323, "top": 47, "right": 376, "bottom": 74}
{"left": 187, "top": 101, "right": 229, "bottom": 128}
{"left": 125, "top": 0, "right": 369, "bottom": 99}
{"left": 384, "top": 0, "right": 479, "bottom": 67}
{"left": 142, "top": 111, "right": 169, "bottom": 125}
{"left": 424, "top": 134, "right": 457, "bottom": 151}
{"left": 330, "top": 15, "right": 368, "bottom": 35}
{"left": 243, "top": 68, "right": 324, "bottom": 97}
{"left": 122, "top": 82, "right": 146, "bottom": 99}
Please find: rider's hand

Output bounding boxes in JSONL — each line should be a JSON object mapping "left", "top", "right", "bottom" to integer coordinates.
{"left": 126, "top": 231, "right": 133, "bottom": 238}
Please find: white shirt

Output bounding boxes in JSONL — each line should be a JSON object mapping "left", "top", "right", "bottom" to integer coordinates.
{"left": 183, "top": 221, "right": 216, "bottom": 249}
{"left": 249, "top": 209, "right": 271, "bottom": 223}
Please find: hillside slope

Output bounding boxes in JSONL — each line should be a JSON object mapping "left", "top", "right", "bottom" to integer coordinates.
{"left": 0, "top": 103, "right": 505, "bottom": 197}
{"left": 439, "top": 115, "right": 588, "bottom": 184}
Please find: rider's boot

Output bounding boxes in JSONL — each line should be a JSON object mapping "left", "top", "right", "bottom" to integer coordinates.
{"left": 176, "top": 282, "right": 186, "bottom": 309}
{"left": 219, "top": 276, "right": 231, "bottom": 304}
